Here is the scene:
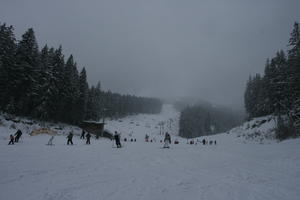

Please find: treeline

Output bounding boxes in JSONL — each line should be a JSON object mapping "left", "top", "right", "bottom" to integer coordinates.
{"left": 179, "top": 102, "right": 242, "bottom": 138}
{"left": 0, "top": 23, "right": 162, "bottom": 124}
{"left": 244, "top": 22, "right": 300, "bottom": 138}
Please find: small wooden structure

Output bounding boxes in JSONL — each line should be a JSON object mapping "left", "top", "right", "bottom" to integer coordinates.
{"left": 80, "top": 121, "right": 113, "bottom": 139}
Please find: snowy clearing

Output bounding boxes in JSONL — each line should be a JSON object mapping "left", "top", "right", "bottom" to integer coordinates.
{"left": 0, "top": 105, "right": 300, "bottom": 200}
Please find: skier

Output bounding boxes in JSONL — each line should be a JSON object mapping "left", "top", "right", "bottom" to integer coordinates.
{"left": 8, "top": 134, "right": 14, "bottom": 145}
{"left": 47, "top": 136, "right": 54, "bottom": 145}
{"left": 86, "top": 132, "right": 91, "bottom": 144}
{"left": 202, "top": 139, "right": 206, "bottom": 145}
{"left": 114, "top": 131, "right": 121, "bottom": 148}
{"left": 14, "top": 129, "right": 22, "bottom": 143}
{"left": 80, "top": 129, "right": 85, "bottom": 139}
{"left": 214, "top": 140, "right": 217, "bottom": 145}
{"left": 145, "top": 134, "right": 149, "bottom": 142}
{"left": 163, "top": 132, "right": 171, "bottom": 148}
{"left": 67, "top": 131, "right": 73, "bottom": 145}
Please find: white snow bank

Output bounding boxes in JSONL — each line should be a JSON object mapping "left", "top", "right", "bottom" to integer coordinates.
{"left": 229, "top": 115, "right": 277, "bottom": 144}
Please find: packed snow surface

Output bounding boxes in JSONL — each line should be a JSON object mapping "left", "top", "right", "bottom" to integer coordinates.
{"left": 1, "top": 105, "right": 300, "bottom": 200}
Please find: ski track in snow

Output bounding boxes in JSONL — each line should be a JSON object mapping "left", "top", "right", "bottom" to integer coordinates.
{"left": 0, "top": 105, "right": 300, "bottom": 200}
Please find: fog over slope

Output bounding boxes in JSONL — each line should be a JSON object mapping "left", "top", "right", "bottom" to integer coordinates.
{"left": 1, "top": 0, "right": 300, "bottom": 109}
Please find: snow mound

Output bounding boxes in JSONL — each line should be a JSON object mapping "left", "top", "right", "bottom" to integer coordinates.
{"left": 0, "top": 114, "right": 82, "bottom": 141}
{"left": 229, "top": 115, "right": 276, "bottom": 143}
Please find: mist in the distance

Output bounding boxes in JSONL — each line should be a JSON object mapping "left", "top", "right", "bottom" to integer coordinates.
{"left": 1, "top": 0, "right": 299, "bottom": 109}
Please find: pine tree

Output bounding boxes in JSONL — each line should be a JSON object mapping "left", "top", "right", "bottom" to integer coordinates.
{"left": 0, "top": 23, "right": 17, "bottom": 110}
{"left": 77, "top": 67, "right": 89, "bottom": 122}
{"left": 34, "top": 45, "right": 52, "bottom": 119}
{"left": 60, "top": 55, "right": 80, "bottom": 123}
{"left": 47, "top": 46, "right": 65, "bottom": 121}
{"left": 287, "top": 22, "right": 300, "bottom": 134}
{"left": 14, "top": 28, "right": 40, "bottom": 115}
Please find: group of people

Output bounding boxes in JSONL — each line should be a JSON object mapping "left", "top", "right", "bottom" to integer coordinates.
{"left": 65, "top": 130, "right": 122, "bottom": 148}
{"left": 8, "top": 128, "right": 205, "bottom": 149}
{"left": 66, "top": 130, "right": 92, "bottom": 145}
{"left": 144, "top": 134, "right": 157, "bottom": 143}
{"left": 8, "top": 129, "right": 22, "bottom": 145}
{"left": 201, "top": 139, "right": 217, "bottom": 145}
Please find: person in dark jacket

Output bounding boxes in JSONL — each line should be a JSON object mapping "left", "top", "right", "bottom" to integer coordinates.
{"left": 14, "top": 129, "right": 22, "bottom": 143}
{"left": 202, "top": 139, "right": 206, "bottom": 145}
{"left": 86, "top": 133, "right": 91, "bottom": 144}
{"left": 67, "top": 131, "right": 73, "bottom": 145}
{"left": 163, "top": 132, "right": 171, "bottom": 148}
{"left": 8, "top": 134, "right": 14, "bottom": 145}
{"left": 114, "top": 131, "right": 121, "bottom": 148}
{"left": 80, "top": 129, "right": 85, "bottom": 139}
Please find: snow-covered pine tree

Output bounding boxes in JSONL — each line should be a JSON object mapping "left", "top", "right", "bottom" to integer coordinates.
{"left": 48, "top": 46, "right": 65, "bottom": 121}
{"left": 0, "top": 23, "right": 16, "bottom": 110}
{"left": 287, "top": 22, "right": 300, "bottom": 133}
{"left": 34, "top": 45, "right": 53, "bottom": 119}
{"left": 77, "top": 67, "right": 89, "bottom": 122}
{"left": 59, "top": 54, "right": 80, "bottom": 123}
{"left": 14, "top": 28, "right": 40, "bottom": 115}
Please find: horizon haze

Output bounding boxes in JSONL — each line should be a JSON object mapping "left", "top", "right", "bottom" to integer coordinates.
{"left": 1, "top": 0, "right": 300, "bottom": 109}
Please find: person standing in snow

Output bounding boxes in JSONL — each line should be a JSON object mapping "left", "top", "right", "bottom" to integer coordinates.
{"left": 80, "top": 129, "right": 85, "bottom": 139}
{"left": 47, "top": 136, "right": 54, "bottom": 145}
{"left": 67, "top": 131, "right": 74, "bottom": 145}
{"left": 163, "top": 132, "right": 171, "bottom": 148}
{"left": 145, "top": 134, "right": 149, "bottom": 142}
{"left": 14, "top": 129, "right": 22, "bottom": 143}
{"left": 86, "top": 132, "right": 91, "bottom": 144}
{"left": 8, "top": 134, "right": 14, "bottom": 145}
{"left": 114, "top": 131, "right": 121, "bottom": 148}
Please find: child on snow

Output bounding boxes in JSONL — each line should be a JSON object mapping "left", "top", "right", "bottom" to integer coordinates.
{"left": 8, "top": 134, "right": 14, "bottom": 145}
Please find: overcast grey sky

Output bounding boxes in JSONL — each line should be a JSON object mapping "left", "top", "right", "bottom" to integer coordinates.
{"left": 1, "top": 0, "right": 300, "bottom": 109}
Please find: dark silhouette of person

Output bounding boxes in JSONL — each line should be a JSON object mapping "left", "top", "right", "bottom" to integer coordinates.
{"left": 14, "top": 129, "right": 22, "bottom": 143}
{"left": 86, "top": 133, "right": 91, "bottom": 144}
{"left": 67, "top": 132, "right": 73, "bottom": 145}
{"left": 114, "top": 131, "right": 121, "bottom": 148}
{"left": 202, "top": 139, "right": 206, "bottom": 145}
{"left": 8, "top": 134, "right": 14, "bottom": 145}
{"left": 80, "top": 130, "right": 85, "bottom": 139}
{"left": 163, "top": 132, "right": 171, "bottom": 148}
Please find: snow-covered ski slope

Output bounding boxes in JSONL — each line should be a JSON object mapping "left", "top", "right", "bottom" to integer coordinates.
{"left": 104, "top": 104, "right": 180, "bottom": 141}
{"left": 1, "top": 105, "right": 300, "bottom": 200}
